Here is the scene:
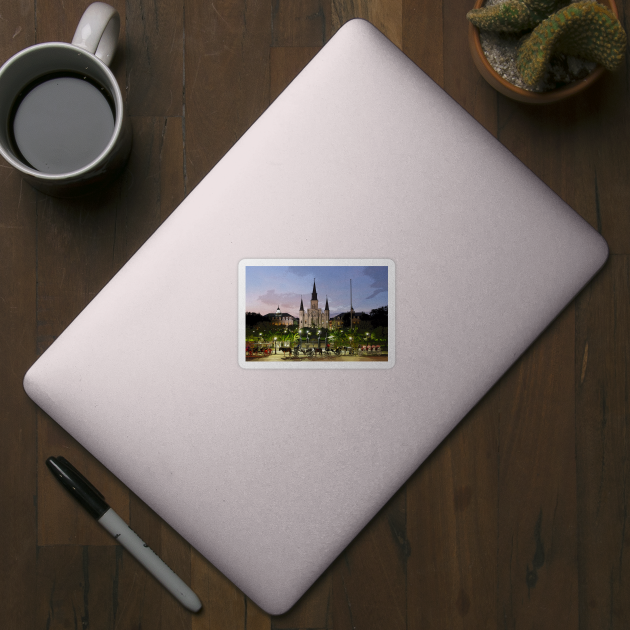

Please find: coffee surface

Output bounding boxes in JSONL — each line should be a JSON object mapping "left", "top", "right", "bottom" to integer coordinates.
{"left": 12, "top": 74, "right": 115, "bottom": 174}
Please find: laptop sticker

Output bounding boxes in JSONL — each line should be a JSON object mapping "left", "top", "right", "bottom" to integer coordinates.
{"left": 238, "top": 259, "right": 395, "bottom": 369}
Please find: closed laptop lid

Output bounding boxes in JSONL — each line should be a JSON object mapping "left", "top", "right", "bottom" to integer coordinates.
{"left": 24, "top": 19, "right": 607, "bottom": 614}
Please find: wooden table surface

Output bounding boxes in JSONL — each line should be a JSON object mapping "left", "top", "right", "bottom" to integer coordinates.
{"left": 1, "top": 0, "right": 628, "bottom": 628}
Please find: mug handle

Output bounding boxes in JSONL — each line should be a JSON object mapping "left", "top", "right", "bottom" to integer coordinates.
{"left": 71, "top": 2, "right": 120, "bottom": 67}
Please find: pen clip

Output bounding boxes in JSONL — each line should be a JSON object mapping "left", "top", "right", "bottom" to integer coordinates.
{"left": 54, "top": 456, "right": 106, "bottom": 501}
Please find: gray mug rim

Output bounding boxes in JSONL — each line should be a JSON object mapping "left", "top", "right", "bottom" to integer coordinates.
{"left": 0, "top": 42, "right": 125, "bottom": 181}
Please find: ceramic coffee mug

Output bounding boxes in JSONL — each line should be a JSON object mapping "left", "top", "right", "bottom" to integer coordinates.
{"left": 0, "top": 2, "right": 131, "bottom": 197}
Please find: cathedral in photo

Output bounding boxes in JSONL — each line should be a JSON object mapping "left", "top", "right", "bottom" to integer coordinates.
{"left": 298, "top": 280, "right": 330, "bottom": 329}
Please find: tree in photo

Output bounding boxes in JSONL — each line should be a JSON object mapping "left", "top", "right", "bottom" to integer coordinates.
{"left": 245, "top": 312, "right": 270, "bottom": 327}
{"left": 370, "top": 306, "right": 388, "bottom": 329}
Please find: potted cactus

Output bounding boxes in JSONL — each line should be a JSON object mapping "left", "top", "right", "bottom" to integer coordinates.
{"left": 467, "top": 0, "right": 627, "bottom": 102}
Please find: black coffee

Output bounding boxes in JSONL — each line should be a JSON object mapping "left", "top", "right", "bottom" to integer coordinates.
{"left": 10, "top": 73, "right": 115, "bottom": 174}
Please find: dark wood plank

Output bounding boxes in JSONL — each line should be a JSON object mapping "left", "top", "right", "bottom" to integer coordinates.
{"left": 0, "top": 0, "right": 36, "bottom": 54}
{"left": 159, "top": 117, "right": 187, "bottom": 220}
{"left": 331, "top": 0, "right": 402, "bottom": 48}
{"left": 0, "top": 133, "right": 38, "bottom": 630}
{"left": 36, "top": 0, "right": 121, "bottom": 44}
{"left": 575, "top": 0, "right": 629, "bottom": 254}
{"left": 407, "top": 393, "right": 499, "bottom": 629}
{"left": 36, "top": 545, "right": 119, "bottom": 630}
{"left": 331, "top": 486, "right": 407, "bottom": 630}
{"left": 582, "top": 71, "right": 630, "bottom": 254}
{"left": 126, "top": 0, "right": 183, "bottom": 117}
{"left": 184, "top": 0, "right": 272, "bottom": 192}
{"left": 271, "top": 0, "right": 331, "bottom": 46}
{"left": 497, "top": 305, "right": 578, "bottom": 628}
{"left": 402, "top": 0, "right": 444, "bottom": 88}
{"left": 0, "top": 5, "right": 39, "bottom": 629}
{"left": 576, "top": 256, "right": 630, "bottom": 629}
{"left": 443, "top": 0, "right": 497, "bottom": 131}
{"left": 247, "top": 600, "right": 271, "bottom": 630}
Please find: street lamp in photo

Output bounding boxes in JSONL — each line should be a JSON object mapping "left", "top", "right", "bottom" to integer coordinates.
{"left": 317, "top": 330, "right": 321, "bottom": 348}
{"left": 274, "top": 337, "right": 277, "bottom": 354}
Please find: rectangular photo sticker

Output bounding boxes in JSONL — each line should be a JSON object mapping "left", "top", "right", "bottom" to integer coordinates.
{"left": 238, "top": 260, "right": 395, "bottom": 369}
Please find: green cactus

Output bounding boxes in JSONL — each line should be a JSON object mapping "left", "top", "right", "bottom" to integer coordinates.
{"left": 467, "top": 0, "right": 568, "bottom": 33}
{"left": 516, "top": 1, "right": 627, "bottom": 85}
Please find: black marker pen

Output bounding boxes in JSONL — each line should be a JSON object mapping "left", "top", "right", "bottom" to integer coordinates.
{"left": 46, "top": 456, "right": 202, "bottom": 612}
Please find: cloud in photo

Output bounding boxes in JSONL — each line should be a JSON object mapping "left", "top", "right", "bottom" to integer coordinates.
{"left": 257, "top": 289, "right": 301, "bottom": 311}
{"left": 362, "top": 266, "right": 388, "bottom": 300}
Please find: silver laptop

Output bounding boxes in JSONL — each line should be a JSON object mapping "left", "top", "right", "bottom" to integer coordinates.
{"left": 24, "top": 19, "right": 607, "bottom": 614}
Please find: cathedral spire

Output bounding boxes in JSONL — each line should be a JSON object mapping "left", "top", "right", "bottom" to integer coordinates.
{"left": 325, "top": 295, "right": 329, "bottom": 311}
{"left": 312, "top": 278, "right": 317, "bottom": 300}
{"left": 299, "top": 296, "right": 304, "bottom": 312}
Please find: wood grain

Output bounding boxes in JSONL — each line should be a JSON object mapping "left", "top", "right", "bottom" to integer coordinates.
{"left": 0, "top": 5, "right": 38, "bottom": 629}
{"left": 0, "top": 152, "right": 38, "bottom": 630}
{"left": 443, "top": 0, "right": 497, "bottom": 131}
{"left": 497, "top": 304, "right": 579, "bottom": 629}
{"left": 576, "top": 256, "right": 630, "bottom": 629}
{"left": 36, "top": 545, "right": 119, "bottom": 630}
{"left": 403, "top": 0, "right": 444, "bottom": 88}
{"left": 271, "top": 0, "right": 332, "bottom": 46}
{"left": 125, "top": 0, "right": 184, "bottom": 117}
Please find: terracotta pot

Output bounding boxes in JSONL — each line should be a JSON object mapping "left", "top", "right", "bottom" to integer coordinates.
{"left": 468, "top": 0, "right": 619, "bottom": 103}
